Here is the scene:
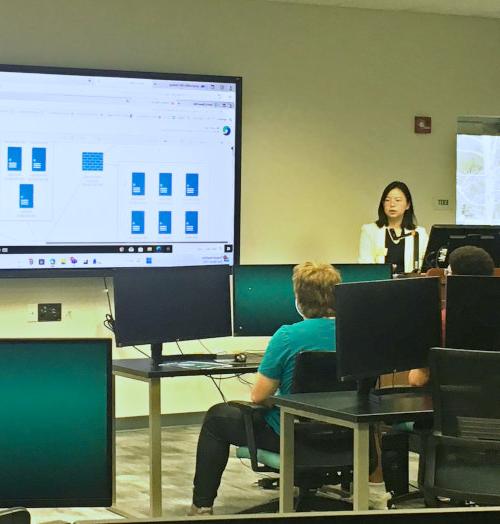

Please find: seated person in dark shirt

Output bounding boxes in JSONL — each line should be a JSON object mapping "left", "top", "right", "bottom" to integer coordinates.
{"left": 409, "top": 245, "right": 495, "bottom": 387}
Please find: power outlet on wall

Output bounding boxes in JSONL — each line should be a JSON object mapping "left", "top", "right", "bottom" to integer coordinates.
{"left": 38, "top": 303, "right": 62, "bottom": 322}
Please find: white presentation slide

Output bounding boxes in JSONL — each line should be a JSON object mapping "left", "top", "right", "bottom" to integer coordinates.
{"left": 0, "top": 69, "right": 239, "bottom": 268}
{"left": 456, "top": 134, "right": 500, "bottom": 225}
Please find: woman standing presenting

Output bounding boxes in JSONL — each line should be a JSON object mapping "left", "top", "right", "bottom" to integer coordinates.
{"left": 359, "top": 181, "right": 428, "bottom": 274}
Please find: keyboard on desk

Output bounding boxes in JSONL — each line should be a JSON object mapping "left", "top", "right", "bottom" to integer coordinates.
{"left": 158, "top": 352, "right": 262, "bottom": 369}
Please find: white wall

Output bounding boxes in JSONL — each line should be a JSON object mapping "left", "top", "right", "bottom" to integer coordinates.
{"left": 0, "top": 0, "right": 498, "bottom": 416}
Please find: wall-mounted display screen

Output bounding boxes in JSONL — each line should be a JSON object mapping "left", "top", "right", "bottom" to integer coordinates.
{"left": 0, "top": 64, "right": 241, "bottom": 271}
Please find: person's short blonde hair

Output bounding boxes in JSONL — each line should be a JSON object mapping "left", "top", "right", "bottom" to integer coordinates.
{"left": 292, "top": 262, "right": 341, "bottom": 318}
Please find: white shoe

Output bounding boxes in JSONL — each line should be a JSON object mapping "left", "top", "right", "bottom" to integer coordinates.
{"left": 187, "top": 504, "right": 213, "bottom": 516}
{"left": 369, "top": 491, "right": 392, "bottom": 510}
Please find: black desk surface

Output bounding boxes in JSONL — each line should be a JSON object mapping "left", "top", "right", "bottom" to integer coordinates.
{"left": 113, "top": 354, "right": 261, "bottom": 379}
{"left": 271, "top": 390, "right": 433, "bottom": 424}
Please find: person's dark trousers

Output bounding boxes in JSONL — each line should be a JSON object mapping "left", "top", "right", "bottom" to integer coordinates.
{"left": 193, "top": 402, "right": 280, "bottom": 508}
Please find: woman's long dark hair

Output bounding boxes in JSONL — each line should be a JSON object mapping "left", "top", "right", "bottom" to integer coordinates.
{"left": 375, "top": 180, "right": 417, "bottom": 229}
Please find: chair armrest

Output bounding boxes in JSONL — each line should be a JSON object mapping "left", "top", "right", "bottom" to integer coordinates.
{"left": 432, "top": 434, "right": 500, "bottom": 451}
{"left": 227, "top": 400, "right": 268, "bottom": 414}
{"left": 227, "top": 401, "right": 270, "bottom": 471}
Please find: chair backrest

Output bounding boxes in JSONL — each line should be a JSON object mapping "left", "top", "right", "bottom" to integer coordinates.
{"left": 430, "top": 347, "right": 500, "bottom": 439}
{"left": 291, "top": 351, "right": 357, "bottom": 394}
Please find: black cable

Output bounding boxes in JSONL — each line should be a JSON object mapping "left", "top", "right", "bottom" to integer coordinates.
{"left": 103, "top": 313, "right": 115, "bottom": 333}
{"left": 206, "top": 375, "right": 227, "bottom": 402}
{"left": 102, "top": 277, "right": 149, "bottom": 359}
{"left": 103, "top": 277, "right": 116, "bottom": 333}
{"left": 133, "top": 345, "right": 150, "bottom": 358}
{"left": 103, "top": 277, "right": 113, "bottom": 313}
{"left": 237, "top": 376, "right": 253, "bottom": 386}
{"left": 198, "top": 339, "right": 214, "bottom": 354}
{"left": 175, "top": 340, "right": 185, "bottom": 355}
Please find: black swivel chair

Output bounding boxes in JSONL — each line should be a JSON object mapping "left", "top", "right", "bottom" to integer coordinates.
{"left": 230, "top": 350, "right": 376, "bottom": 512}
{"left": 0, "top": 509, "right": 30, "bottom": 524}
{"left": 423, "top": 347, "right": 500, "bottom": 507}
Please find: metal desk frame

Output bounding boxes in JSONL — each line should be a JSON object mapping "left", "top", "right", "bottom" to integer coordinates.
{"left": 274, "top": 390, "right": 433, "bottom": 513}
{"left": 112, "top": 357, "right": 259, "bottom": 517}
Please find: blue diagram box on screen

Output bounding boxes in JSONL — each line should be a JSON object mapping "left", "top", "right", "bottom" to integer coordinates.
{"left": 132, "top": 172, "right": 145, "bottom": 195}
{"left": 159, "top": 173, "right": 172, "bottom": 196}
{"left": 8, "top": 147, "right": 22, "bottom": 171}
{"left": 131, "top": 211, "right": 145, "bottom": 234}
{"left": 186, "top": 173, "right": 199, "bottom": 196}
{"left": 158, "top": 211, "right": 172, "bottom": 234}
{"left": 32, "top": 147, "right": 46, "bottom": 171}
{"left": 19, "top": 184, "right": 34, "bottom": 208}
{"left": 82, "top": 152, "right": 104, "bottom": 171}
{"left": 185, "top": 211, "right": 198, "bottom": 234}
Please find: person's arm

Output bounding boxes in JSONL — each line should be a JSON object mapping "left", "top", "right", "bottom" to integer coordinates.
{"left": 408, "top": 367, "right": 430, "bottom": 387}
{"left": 418, "top": 226, "right": 429, "bottom": 270}
{"left": 253, "top": 326, "right": 287, "bottom": 405}
{"left": 359, "top": 224, "right": 376, "bottom": 263}
{"left": 250, "top": 373, "right": 279, "bottom": 407}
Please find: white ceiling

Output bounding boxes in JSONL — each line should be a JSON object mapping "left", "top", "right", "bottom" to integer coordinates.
{"left": 266, "top": 0, "right": 500, "bottom": 20}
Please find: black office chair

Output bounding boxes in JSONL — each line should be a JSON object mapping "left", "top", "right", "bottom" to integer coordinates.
{"left": 230, "top": 350, "right": 376, "bottom": 512}
{"left": 0, "top": 508, "right": 30, "bottom": 524}
{"left": 423, "top": 347, "right": 500, "bottom": 507}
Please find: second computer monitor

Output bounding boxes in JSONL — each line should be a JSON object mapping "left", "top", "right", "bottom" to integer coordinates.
{"left": 445, "top": 275, "right": 500, "bottom": 351}
{"left": 422, "top": 224, "right": 500, "bottom": 271}
{"left": 113, "top": 265, "right": 232, "bottom": 346}
{"left": 336, "top": 277, "right": 442, "bottom": 380}
{"left": 233, "top": 263, "right": 392, "bottom": 337}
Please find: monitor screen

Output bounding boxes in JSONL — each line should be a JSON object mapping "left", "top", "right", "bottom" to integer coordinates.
{"left": 336, "top": 277, "right": 441, "bottom": 380}
{"left": 233, "top": 263, "right": 392, "bottom": 337}
{"left": 445, "top": 275, "right": 500, "bottom": 351}
{"left": 113, "top": 265, "right": 231, "bottom": 346}
{"left": 0, "top": 339, "right": 111, "bottom": 507}
{"left": 0, "top": 64, "right": 241, "bottom": 272}
{"left": 422, "top": 224, "right": 500, "bottom": 272}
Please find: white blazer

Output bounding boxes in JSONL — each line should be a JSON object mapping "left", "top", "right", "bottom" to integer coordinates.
{"left": 358, "top": 222, "right": 428, "bottom": 273}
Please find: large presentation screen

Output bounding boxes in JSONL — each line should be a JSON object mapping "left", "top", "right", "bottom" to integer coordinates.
{"left": 0, "top": 65, "right": 241, "bottom": 271}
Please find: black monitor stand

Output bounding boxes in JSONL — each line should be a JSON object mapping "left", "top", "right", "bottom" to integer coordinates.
{"left": 151, "top": 343, "right": 163, "bottom": 367}
{"left": 357, "top": 377, "right": 377, "bottom": 396}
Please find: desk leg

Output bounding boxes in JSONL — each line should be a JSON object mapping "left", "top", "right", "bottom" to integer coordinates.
{"left": 279, "top": 409, "right": 295, "bottom": 513}
{"left": 112, "top": 374, "right": 117, "bottom": 507}
{"left": 149, "top": 378, "right": 162, "bottom": 517}
{"left": 352, "top": 423, "right": 370, "bottom": 511}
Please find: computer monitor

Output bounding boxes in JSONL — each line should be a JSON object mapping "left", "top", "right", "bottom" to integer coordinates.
{"left": 336, "top": 277, "right": 441, "bottom": 381}
{"left": 0, "top": 338, "right": 111, "bottom": 507}
{"left": 113, "top": 265, "right": 232, "bottom": 351}
{"left": 233, "top": 263, "right": 392, "bottom": 337}
{"left": 422, "top": 224, "right": 500, "bottom": 272}
{"left": 445, "top": 275, "right": 500, "bottom": 351}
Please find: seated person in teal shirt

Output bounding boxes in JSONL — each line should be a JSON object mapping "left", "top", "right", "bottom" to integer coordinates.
{"left": 189, "top": 262, "right": 340, "bottom": 515}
